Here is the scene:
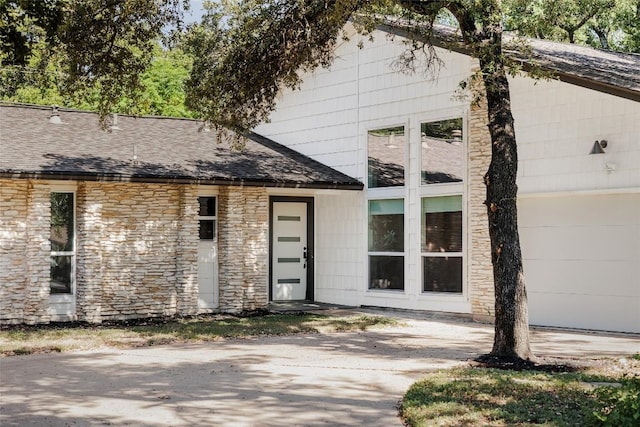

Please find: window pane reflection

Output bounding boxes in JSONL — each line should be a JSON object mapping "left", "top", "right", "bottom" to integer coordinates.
{"left": 422, "top": 196, "right": 462, "bottom": 253}
{"left": 198, "top": 197, "right": 216, "bottom": 216}
{"left": 423, "top": 256, "right": 462, "bottom": 293}
{"left": 50, "top": 255, "right": 72, "bottom": 294}
{"left": 368, "top": 126, "right": 405, "bottom": 188}
{"left": 421, "top": 118, "right": 463, "bottom": 184}
{"left": 369, "top": 256, "right": 404, "bottom": 290}
{"left": 369, "top": 199, "right": 404, "bottom": 252}
{"left": 50, "top": 193, "right": 74, "bottom": 252}
{"left": 199, "top": 220, "right": 215, "bottom": 240}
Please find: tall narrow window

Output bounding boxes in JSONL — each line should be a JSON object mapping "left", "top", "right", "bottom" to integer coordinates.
{"left": 421, "top": 118, "right": 463, "bottom": 185}
{"left": 198, "top": 196, "right": 217, "bottom": 240}
{"left": 422, "top": 195, "right": 463, "bottom": 293}
{"left": 50, "top": 192, "right": 74, "bottom": 294}
{"left": 368, "top": 126, "right": 405, "bottom": 188}
{"left": 368, "top": 199, "right": 404, "bottom": 290}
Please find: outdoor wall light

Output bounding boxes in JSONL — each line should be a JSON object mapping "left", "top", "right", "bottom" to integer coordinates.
{"left": 589, "top": 139, "right": 608, "bottom": 154}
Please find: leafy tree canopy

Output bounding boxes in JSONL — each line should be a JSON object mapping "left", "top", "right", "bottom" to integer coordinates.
{"left": 0, "top": 0, "right": 188, "bottom": 120}
{"left": 504, "top": 0, "right": 640, "bottom": 51}
{"left": 2, "top": 44, "right": 194, "bottom": 117}
{"left": 2, "top": 0, "right": 636, "bottom": 119}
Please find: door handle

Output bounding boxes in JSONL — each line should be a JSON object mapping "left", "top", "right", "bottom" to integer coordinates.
{"left": 303, "top": 247, "right": 307, "bottom": 269}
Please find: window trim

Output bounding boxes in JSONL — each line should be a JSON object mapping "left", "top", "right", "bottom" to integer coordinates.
{"left": 49, "top": 184, "right": 77, "bottom": 300}
{"left": 197, "top": 195, "right": 218, "bottom": 241}
{"left": 420, "top": 193, "right": 465, "bottom": 295}
{"left": 367, "top": 197, "right": 406, "bottom": 292}
{"left": 416, "top": 112, "right": 468, "bottom": 297}
{"left": 366, "top": 123, "right": 408, "bottom": 191}
{"left": 419, "top": 114, "right": 467, "bottom": 191}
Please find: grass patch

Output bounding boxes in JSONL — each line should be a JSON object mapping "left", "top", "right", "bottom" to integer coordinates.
{"left": 401, "top": 360, "right": 640, "bottom": 427}
{"left": 0, "top": 313, "right": 398, "bottom": 356}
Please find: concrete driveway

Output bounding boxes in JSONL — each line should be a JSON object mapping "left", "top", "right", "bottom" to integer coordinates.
{"left": 1, "top": 310, "right": 639, "bottom": 427}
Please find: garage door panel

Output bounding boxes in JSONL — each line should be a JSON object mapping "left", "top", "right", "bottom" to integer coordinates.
{"left": 528, "top": 292, "right": 640, "bottom": 333}
{"left": 524, "top": 259, "right": 639, "bottom": 296}
{"left": 520, "top": 225, "right": 638, "bottom": 261}
{"left": 519, "top": 193, "right": 639, "bottom": 333}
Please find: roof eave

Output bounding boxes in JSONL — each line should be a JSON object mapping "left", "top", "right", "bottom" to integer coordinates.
{"left": 549, "top": 70, "right": 640, "bottom": 103}
{"left": 377, "top": 22, "right": 640, "bottom": 103}
{"left": 0, "top": 171, "right": 364, "bottom": 191}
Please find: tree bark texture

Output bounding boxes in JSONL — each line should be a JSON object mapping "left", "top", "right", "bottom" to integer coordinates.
{"left": 478, "top": 27, "right": 533, "bottom": 361}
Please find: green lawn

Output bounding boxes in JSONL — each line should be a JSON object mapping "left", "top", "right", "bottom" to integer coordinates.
{"left": 0, "top": 313, "right": 398, "bottom": 356}
{"left": 401, "top": 358, "right": 640, "bottom": 427}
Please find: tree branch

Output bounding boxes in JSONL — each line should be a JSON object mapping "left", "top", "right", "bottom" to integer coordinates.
{"left": 392, "top": 0, "right": 480, "bottom": 44}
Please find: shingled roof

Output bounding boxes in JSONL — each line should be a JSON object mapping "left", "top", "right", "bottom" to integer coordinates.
{"left": 380, "top": 22, "right": 640, "bottom": 103}
{"left": 0, "top": 103, "right": 363, "bottom": 190}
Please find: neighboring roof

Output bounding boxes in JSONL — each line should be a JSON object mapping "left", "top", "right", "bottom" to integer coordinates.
{"left": 379, "top": 22, "right": 640, "bottom": 103}
{"left": 0, "top": 103, "right": 363, "bottom": 190}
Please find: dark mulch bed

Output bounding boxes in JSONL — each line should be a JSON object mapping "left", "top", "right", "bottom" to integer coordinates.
{"left": 0, "top": 308, "right": 277, "bottom": 332}
{"left": 473, "top": 354, "right": 582, "bottom": 373}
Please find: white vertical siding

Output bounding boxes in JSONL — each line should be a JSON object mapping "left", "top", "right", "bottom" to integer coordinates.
{"left": 314, "top": 192, "right": 364, "bottom": 306}
{"left": 260, "top": 25, "right": 639, "bottom": 330}
{"left": 259, "top": 28, "right": 473, "bottom": 312}
{"left": 510, "top": 77, "right": 640, "bottom": 194}
{"left": 256, "top": 27, "right": 474, "bottom": 180}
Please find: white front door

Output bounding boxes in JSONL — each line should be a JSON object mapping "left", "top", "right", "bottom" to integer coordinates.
{"left": 197, "top": 196, "right": 218, "bottom": 310}
{"left": 272, "top": 202, "right": 308, "bottom": 301}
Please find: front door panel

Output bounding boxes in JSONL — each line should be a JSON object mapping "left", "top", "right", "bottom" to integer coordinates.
{"left": 197, "top": 195, "right": 218, "bottom": 310}
{"left": 272, "top": 202, "right": 308, "bottom": 300}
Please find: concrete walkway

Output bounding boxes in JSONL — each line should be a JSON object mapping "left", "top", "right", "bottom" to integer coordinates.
{"left": 1, "top": 310, "right": 639, "bottom": 427}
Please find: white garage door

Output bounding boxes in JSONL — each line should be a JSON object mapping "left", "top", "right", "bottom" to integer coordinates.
{"left": 519, "top": 193, "right": 640, "bottom": 333}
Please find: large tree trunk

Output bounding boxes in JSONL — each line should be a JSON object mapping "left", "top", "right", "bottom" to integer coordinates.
{"left": 478, "top": 26, "right": 534, "bottom": 361}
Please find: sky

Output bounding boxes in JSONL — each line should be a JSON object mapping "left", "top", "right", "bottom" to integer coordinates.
{"left": 184, "top": 0, "right": 206, "bottom": 25}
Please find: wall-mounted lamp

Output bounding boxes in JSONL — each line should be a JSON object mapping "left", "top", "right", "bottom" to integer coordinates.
{"left": 589, "top": 140, "right": 608, "bottom": 154}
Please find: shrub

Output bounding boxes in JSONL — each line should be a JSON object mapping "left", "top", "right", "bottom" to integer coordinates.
{"left": 593, "top": 375, "right": 640, "bottom": 426}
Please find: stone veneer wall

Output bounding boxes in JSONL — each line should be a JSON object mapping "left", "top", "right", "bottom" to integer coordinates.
{"left": 175, "top": 185, "right": 200, "bottom": 316}
{"left": 1, "top": 179, "right": 270, "bottom": 324}
{"left": 0, "top": 179, "right": 51, "bottom": 324}
{"left": 468, "top": 91, "right": 496, "bottom": 320}
{"left": 75, "top": 182, "right": 199, "bottom": 322}
{"left": 217, "top": 186, "right": 269, "bottom": 313}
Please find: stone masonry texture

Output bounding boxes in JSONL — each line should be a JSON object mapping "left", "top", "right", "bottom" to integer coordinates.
{"left": 0, "top": 179, "right": 269, "bottom": 324}
{"left": 468, "top": 86, "right": 496, "bottom": 319}
{"left": 217, "top": 186, "right": 269, "bottom": 313}
{"left": 0, "top": 179, "right": 51, "bottom": 324}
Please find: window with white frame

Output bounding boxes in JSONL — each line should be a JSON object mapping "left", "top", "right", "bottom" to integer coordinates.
{"left": 367, "top": 123, "right": 406, "bottom": 291}
{"left": 367, "top": 126, "right": 405, "bottom": 188}
{"left": 50, "top": 192, "right": 75, "bottom": 294}
{"left": 421, "top": 117, "right": 464, "bottom": 294}
{"left": 368, "top": 199, "right": 404, "bottom": 290}
{"left": 421, "top": 118, "right": 463, "bottom": 185}
{"left": 421, "top": 195, "right": 463, "bottom": 293}
{"left": 198, "top": 196, "right": 217, "bottom": 240}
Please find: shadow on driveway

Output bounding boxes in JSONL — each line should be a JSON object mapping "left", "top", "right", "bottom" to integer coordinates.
{"left": 1, "top": 311, "right": 638, "bottom": 426}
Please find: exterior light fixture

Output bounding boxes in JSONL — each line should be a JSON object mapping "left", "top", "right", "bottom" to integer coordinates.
{"left": 589, "top": 140, "right": 607, "bottom": 154}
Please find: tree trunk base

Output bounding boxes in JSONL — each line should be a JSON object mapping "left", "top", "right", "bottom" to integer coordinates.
{"left": 473, "top": 353, "right": 585, "bottom": 373}
{"left": 475, "top": 353, "right": 540, "bottom": 369}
